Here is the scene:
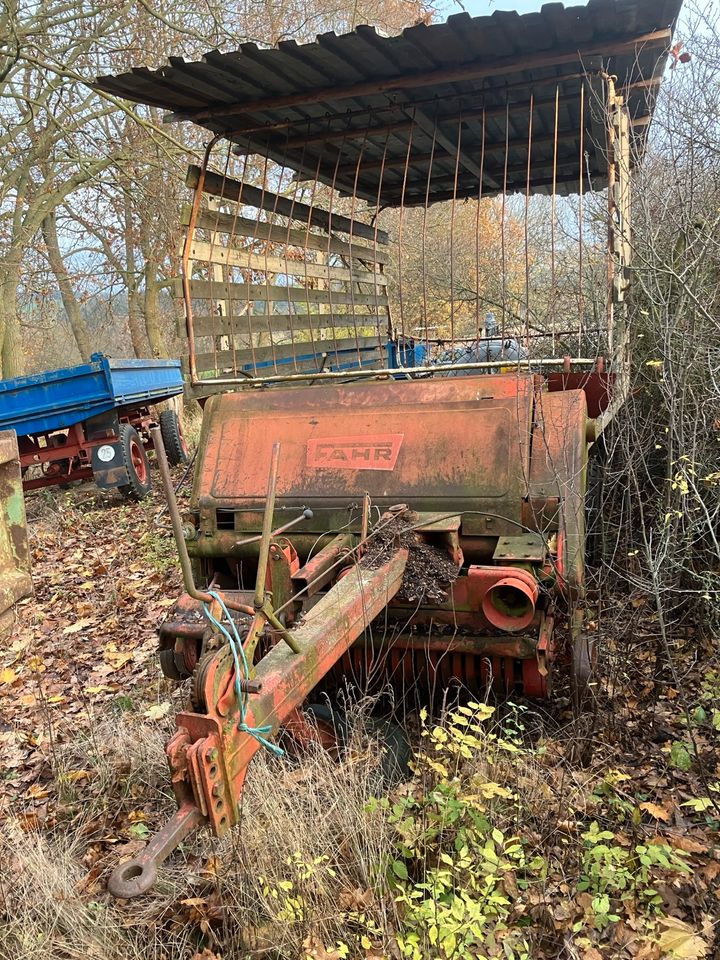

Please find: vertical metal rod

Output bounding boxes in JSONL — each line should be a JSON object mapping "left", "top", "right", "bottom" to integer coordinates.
{"left": 578, "top": 83, "right": 585, "bottom": 346}
{"left": 450, "top": 117, "right": 462, "bottom": 350}
{"left": 397, "top": 109, "right": 415, "bottom": 340}
{"left": 348, "top": 125, "right": 369, "bottom": 367}
{"left": 150, "top": 425, "right": 253, "bottom": 616}
{"left": 373, "top": 131, "right": 391, "bottom": 343}
{"left": 326, "top": 131, "right": 346, "bottom": 368}
{"left": 254, "top": 442, "right": 281, "bottom": 611}
{"left": 264, "top": 154, "right": 284, "bottom": 374}
{"left": 227, "top": 144, "right": 250, "bottom": 380}
{"left": 501, "top": 100, "right": 509, "bottom": 343}
{"left": 182, "top": 133, "right": 222, "bottom": 384}
{"left": 303, "top": 144, "right": 326, "bottom": 365}
{"left": 421, "top": 119, "right": 437, "bottom": 349}
{"left": 524, "top": 93, "right": 533, "bottom": 351}
{"left": 213, "top": 141, "right": 237, "bottom": 376}
{"left": 281, "top": 127, "right": 305, "bottom": 374}
{"left": 551, "top": 85, "right": 559, "bottom": 350}
{"left": 475, "top": 107, "right": 486, "bottom": 336}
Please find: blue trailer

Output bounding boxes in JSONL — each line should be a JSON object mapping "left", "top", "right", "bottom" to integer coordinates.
{"left": 0, "top": 353, "right": 187, "bottom": 498}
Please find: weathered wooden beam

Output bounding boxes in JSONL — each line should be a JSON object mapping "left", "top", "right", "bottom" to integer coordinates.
{"left": 187, "top": 240, "right": 387, "bottom": 286}
{"left": 187, "top": 165, "right": 389, "bottom": 244}
{"left": 190, "top": 311, "right": 389, "bottom": 338}
{"left": 182, "top": 207, "right": 389, "bottom": 263}
{"left": 190, "top": 335, "right": 387, "bottom": 373}
{"left": 177, "top": 277, "right": 389, "bottom": 307}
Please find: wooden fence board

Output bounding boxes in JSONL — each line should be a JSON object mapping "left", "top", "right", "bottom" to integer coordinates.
{"left": 175, "top": 278, "right": 389, "bottom": 308}
{"left": 187, "top": 165, "right": 389, "bottom": 244}
{"left": 187, "top": 335, "right": 387, "bottom": 373}
{"left": 189, "top": 312, "right": 389, "bottom": 338}
{"left": 182, "top": 207, "right": 390, "bottom": 264}
{"left": 188, "top": 240, "right": 387, "bottom": 286}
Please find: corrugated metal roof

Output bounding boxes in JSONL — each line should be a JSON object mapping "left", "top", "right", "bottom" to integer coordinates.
{"left": 95, "top": 0, "right": 682, "bottom": 204}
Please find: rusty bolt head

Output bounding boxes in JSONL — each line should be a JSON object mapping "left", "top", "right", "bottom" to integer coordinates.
{"left": 206, "top": 748, "right": 219, "bottom": 763}
{"left": 212, "top": 784, "right": 223, "bottom": 797}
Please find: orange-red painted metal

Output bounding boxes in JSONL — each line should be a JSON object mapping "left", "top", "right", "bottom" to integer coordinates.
{"left": 482, "top": 569, "right": 539, "bottom": 632}
{"left": 119, "top": 369, "right": 591, "bottom": 897}
{"left": 191, "top": 374, "right": 535, "bottom": 538}
{"left": 110, "top": 547, "right": 408, "bottom": 897}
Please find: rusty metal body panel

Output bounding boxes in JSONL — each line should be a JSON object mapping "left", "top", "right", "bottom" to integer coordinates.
{"left": 0, "top": 431, "right": 32, "bottom": 637}
{"left": 191, "top": 374, "right": 535, "bottom": 542}
{"left": 181, "top": 370, "right": 589, "bottom": 691}
{"left": 529, "top": 389, "right": 589, "bottom": 594}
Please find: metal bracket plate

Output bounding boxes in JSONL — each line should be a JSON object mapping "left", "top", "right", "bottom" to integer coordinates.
{"left": 492, "top": 534, "right": 546, "bottom": 563}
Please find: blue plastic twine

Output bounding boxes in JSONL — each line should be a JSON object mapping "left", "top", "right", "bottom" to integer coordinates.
{"left": 202, "top": 591, "right": 284, "bottom": 757}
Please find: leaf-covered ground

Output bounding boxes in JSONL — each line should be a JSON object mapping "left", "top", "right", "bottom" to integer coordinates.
{"left": 0, "top": 480, "right": 184, "bottom": 821}
{"left": 1, "top": 475, "right": 719, "bottom": 960}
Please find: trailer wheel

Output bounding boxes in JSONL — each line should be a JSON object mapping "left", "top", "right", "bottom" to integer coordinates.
{"left": 118, "top": 423, "right": 152, "bottom": 500}
{"left": 159, "top": 410, "right": 189, "bottom": 466}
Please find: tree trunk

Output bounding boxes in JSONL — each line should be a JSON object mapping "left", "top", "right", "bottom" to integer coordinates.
{"left": 41, "top": 212, "right": 93, "bottom": 362}
{"left": 1, "top": 311, "right": 23, "bottom": 378}
{"left": 0, "top": 260, "right": 24, "bottom": 378}
{"left": 143, "top": 258, "right": 167, "bottom": 358}
{"left": 127, "top": 290, "right": 150, "bottom": 357}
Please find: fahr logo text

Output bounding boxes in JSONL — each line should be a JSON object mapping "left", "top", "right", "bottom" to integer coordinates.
{"left": 307, "top": 434, "right": 404, "bottom": 471}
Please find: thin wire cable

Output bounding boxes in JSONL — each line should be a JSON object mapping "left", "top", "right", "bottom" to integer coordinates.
{"left": 203, "top": 591, "right": 284, "bottom": 756}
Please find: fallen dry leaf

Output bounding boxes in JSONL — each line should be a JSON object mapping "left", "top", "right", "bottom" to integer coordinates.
{"left": 62, "top": 617, "right": 95, "bottom": 635}
{"left": 667, "top": 834, "right": 708, "bottom": 855}
{"left": 640, "top": 801, "right": 672, "bottom": 822}
{"left": 143, "top": 701, "right": 171, "bottom": 720}
{"left": 657, "top": 917, "right": 708, "bottom": 959}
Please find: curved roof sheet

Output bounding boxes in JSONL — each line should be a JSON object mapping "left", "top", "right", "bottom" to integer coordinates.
{"left": 96, "top": 0, "right": 682, "bottom": 205}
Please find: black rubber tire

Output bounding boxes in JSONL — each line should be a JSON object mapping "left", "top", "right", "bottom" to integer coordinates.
{"left": 117, "top": 423, "right": 152, "bottom": 500}
{"left": 159, "top": 410, "right": 189, "bottom": 466}
{"left": 585, "top": 438, "right": 607, "bottom": 570}
{"left": 159, "top": 647, "right": 185, "bottom": 681}
{"left": 305, "top": 703, "right": 411, "bottom": 788}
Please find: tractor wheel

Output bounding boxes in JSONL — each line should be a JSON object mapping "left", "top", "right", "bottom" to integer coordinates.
{"left": 159, "top": 410, "right": 189, "bottom": 466}
{"left": 118, "top": 423, "right": 152, "bottom": 500}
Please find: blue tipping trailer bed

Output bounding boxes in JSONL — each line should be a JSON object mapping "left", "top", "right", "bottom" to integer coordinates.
{"left": 0, "top": 353, "right": 184, "bottom": 437}
{"left": 1, "top": 353, "right": 188, "bottom": 499}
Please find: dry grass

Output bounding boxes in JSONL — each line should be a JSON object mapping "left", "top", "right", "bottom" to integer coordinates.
{"left": 0, "top": 703, "right": 411, "bottom": 960}
{"left": 1, "top": 677, "right": 713, "bottom": 959}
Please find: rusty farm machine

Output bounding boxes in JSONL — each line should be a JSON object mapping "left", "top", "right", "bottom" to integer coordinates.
{"left": 94, "top": 0, "right": 682, "bottom": 896}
